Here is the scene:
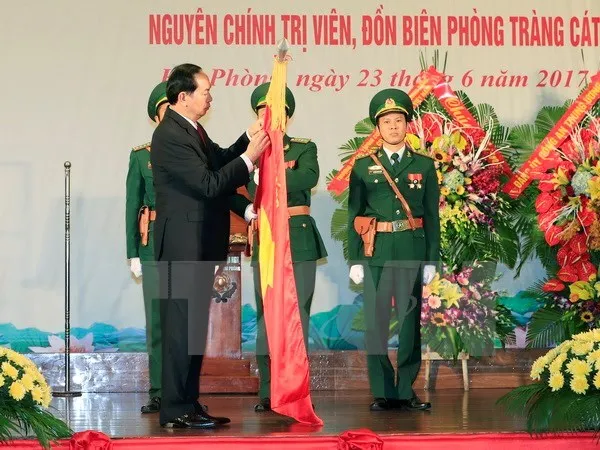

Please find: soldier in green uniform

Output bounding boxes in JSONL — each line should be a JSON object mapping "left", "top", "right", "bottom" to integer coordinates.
{"left": 347, "top": 89, "right": 440, "bottom": 412}
{"left": 246, "top": 82, "right": 327, "bottom": 412}
{"left": 125, "top": 82, "right": 169, "bottom": 414}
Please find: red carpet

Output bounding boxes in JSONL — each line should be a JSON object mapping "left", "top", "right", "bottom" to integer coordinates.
{"left": 7, "top": 430, "right": 599, "bottom": 450}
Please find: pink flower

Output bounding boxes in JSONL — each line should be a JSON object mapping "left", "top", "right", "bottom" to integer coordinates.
{"left": 428, "top": 295, "right": 442, "bottom": 309}
{"left": 457, "top": 274, "right": 469, "bottom": 286}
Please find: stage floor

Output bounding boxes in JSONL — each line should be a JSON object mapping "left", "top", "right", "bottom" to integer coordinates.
{"left": 50, "top": 388, "right": 526, "bottom": 437}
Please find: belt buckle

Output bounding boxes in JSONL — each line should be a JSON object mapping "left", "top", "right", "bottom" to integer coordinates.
{"left": 391, "top": 220, "right": 405, "bottom": 232}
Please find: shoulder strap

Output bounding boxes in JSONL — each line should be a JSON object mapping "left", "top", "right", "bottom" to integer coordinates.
{"left": 369, "top": 154, "right": 417, "bottom": 230}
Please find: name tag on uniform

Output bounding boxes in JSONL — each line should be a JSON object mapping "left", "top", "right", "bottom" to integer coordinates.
{"left": 368, "top": 165, "right": 383, "bottom": 175}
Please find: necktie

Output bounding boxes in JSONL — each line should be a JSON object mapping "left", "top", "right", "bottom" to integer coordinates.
{"left": 391, "top": 153, "right": 400, "bottom": 164}
{"left": 196, "top": 124, "right": 208, "bottom": 147}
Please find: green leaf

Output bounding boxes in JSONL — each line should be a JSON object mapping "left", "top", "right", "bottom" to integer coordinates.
{"left": 526, "top": 307, "right": 569, "bottom": 348}
{"left": 535, "top": 106, "right": 567, "bottom": 137}
{"left": 354, "top": 118, "right": 375, "bottom": 135}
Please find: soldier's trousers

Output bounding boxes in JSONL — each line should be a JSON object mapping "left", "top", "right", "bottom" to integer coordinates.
{"left": 253, "top": 261, "right": 316, "bottom": 400}
{"left": 139, "top": 229, "right": 162, "bottom": 398}
{"left": 363, "top": 264, "right": 422, "bottom": 400}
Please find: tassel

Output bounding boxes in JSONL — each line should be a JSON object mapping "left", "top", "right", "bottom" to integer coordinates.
{"left": 265, "top": 56, "right": 288, "bottom": 132}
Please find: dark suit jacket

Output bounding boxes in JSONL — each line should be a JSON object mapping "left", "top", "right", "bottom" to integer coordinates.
{"left": 150, "top": 107, "right": 251, "bottom": 262}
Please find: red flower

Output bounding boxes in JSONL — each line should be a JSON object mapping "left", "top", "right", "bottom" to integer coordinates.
{"left": 537, "top": 208, "right": 560, "bottom": 231}
{"left": 578, "top": 201, "right": 596, "bottom": 228}
{"left": 577, "top": 259, "right": 597, "bottom": 281}
{"left": 542, "top": 279, "right": 566, "bottom": 292}
{"left": 544, "top": 225, "right": 564, "bottom": 246}
{"left": 538, "top": 173, "right": 557, "bottom": 192}
{"left": 557, "top": 266, "right": 579, "bottom": 283}
{"left": 568, "top": 234, "right": 588, "bottom": 255}
{"left": 535, "top": 191, "right": 561, "bottom": 214}
{"left": 472, "top": 166, "right": 502, "bottom": 193}
{"left": 406, "top": 113, "right": 443, "bottom": 143}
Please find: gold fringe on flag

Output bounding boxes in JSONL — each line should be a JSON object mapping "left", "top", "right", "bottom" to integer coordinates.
{"left": 265, "top": 56, "right": 288, "bottom": 132}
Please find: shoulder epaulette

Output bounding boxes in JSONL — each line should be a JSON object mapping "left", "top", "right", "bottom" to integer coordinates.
{"left": 132, "top": 142, "right": 151, "bottom": 151}
{"left": 290, "top": 137, "right": 311, "bottom": 144}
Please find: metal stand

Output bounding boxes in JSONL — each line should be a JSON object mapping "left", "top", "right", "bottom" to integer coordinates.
{"left": 53, "top": 161, "right": 81, "bottom": 397}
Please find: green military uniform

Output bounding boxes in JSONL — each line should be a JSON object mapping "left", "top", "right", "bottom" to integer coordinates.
{"left": 125, "top": 82, "right": 168, "bottom": 410}
{"left": 347, "top": 89, "right": 440, "bottom": 407}
{"left": 247, "top": 83, "right": 328, "bottom": 407}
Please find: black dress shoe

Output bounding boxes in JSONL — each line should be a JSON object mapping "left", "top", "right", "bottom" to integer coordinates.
{"left": 196, "top": 409, "right": 231, "bottom": 425}
{"left": 140, "top": 396, "right": 160, "bottom": 414}
{"left": 254, "top": 398, "right": 271, "bottom": 412}
{"left": 398, "top": 396, "right": 431, "bottom": 411}
{"left": 194, "top": 402, "right": 209, "bottom": 413}
{"left": 369, "top": 398, "right": 393, "bottom": 411}
{"left": 161, "top": 412, "right": 217, "bottom": 429}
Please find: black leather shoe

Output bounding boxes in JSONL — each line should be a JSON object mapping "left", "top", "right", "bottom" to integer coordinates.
{"left": 140, "top": 396, "right": 160, "bottom": 414}
{"left": 161, "top": 412, "right": 217, "bottom": 429}
{"left": 194, "top": 402, "right": 209, "bottom": 413}
{"left": 196, "top": 409, "right": 231, "bottom": 425}
{"left": 254, "top": 398, "right": 271, "bottom": 412}
{"left": 398, "top": 396, "right": 431, "bottom": 411}
{"left": 369, "top": 398, "right": 393, "bottom": 411}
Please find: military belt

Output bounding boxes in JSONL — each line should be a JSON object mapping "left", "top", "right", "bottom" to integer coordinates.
{"left": 376, "top": 218, "right": 423, "bottom": 233}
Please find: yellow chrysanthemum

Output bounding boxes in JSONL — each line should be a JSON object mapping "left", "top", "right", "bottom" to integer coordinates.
{"left": 530, "top": 356, "right": 548, "bottom": 380}
{"left": 1, "top": 361, "right": 19, "bottom": 380}
{"left": 549, "top": 353, "right": 567, "bottom": 372}
{"left": 38, "top": 385, "right": 52, "bottom": 408}
{"left": 586, "top": 349, "right": 600, "bottom": 364}
{"left": 572, "top": 341, "right": 595, "bottom": 356}
{"left": 0, "top": 374, "right": 5, "bottom": 388}
{"left": 594, "top": 372, "right": 600, "bottom": 389}
{"left": 19, "top": 373, "right": 34, "bottom": 391}
{"left": 566, "top": 359, "right": 592, "bottom": 377}
{"left": 570, "top": 375, "right": 589, "bottom": 395}
{"left": 30, "top": 386, "right": 44, "bottom": 405}
{"left": 548, "top": 372, "right": 565, "bottom": 391}
{"left": 9, "top": 381, "right": 27, "bottom": 401}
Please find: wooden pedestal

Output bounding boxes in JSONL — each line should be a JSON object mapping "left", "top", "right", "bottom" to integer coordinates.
{"left": 200, "top": 187, "right": 258, "bottom": 394}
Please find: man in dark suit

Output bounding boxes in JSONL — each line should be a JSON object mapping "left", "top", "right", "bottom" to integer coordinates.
{"left": 150, "top": 63, "right": 269, "bottom": 429}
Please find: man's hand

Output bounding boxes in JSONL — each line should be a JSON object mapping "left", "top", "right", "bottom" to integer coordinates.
{"left": 247, "top": 118, "right": 264, "bottom": 137}
{"left": 423, "top": 265, "right": 436, "bottom": 285}
{"left": 130, "top": 258, "right": 142, "bottom": 278}
{"left": 243, "top": 130, "right": 270, "bottom": 163}
{"left": 244, "top": 204, "right": 257, "bottom": 222}
{"left": 349, "top": 264, "right": 364, "bottom": 284}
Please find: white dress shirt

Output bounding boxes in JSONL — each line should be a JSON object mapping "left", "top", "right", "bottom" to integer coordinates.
{"left": 382, "top": 144, "right": 405, "bottom": 165}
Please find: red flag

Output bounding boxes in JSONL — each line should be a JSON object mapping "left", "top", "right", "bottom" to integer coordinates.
{"left": 254, "top": 105, "right": 322, "bottom": 426}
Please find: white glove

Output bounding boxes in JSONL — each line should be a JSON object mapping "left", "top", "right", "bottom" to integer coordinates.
{"left": 423, "top": 265, "right": 436, "bottom": 285}
{"left": 253, "top": 168, "right": 260, "bottom": 185}
{"left": 349, "top": 264, "right": 364, "bottom": 284}
{"left": 130, "top": 258, "right": 142, "bottom": 278}
{"left": 244, "top": 204, "right": 257, "bottom": 222}
{"left": 214, "top": 265, "right": 219, "bottom": 275}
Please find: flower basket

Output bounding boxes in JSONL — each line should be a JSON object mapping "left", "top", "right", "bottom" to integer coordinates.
{"left": 0, "top": 347, "right": 72, "bottom": 448}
